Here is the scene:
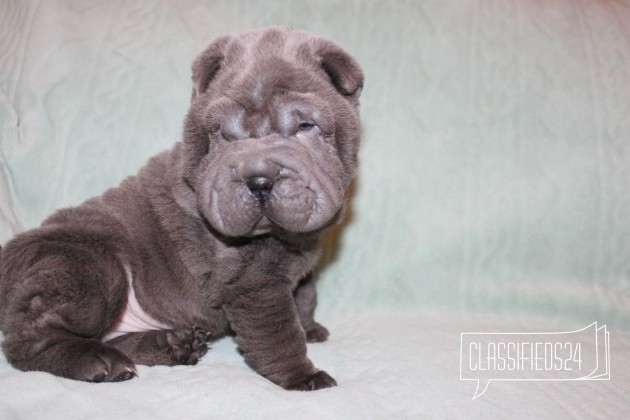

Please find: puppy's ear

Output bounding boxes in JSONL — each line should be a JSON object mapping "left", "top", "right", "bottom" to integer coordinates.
{"left": 191, "top": 36, "right": 230, "bottom": 100}
{"left": 315, "top": 41, "right": 364, "bottom": 98}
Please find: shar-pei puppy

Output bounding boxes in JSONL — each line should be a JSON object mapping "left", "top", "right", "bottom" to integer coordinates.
{"left": 0, "top": 27, "right": 363, "bottom": 391}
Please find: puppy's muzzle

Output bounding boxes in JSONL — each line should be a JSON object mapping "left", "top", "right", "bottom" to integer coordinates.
{"left": 200, "top": 135, "right": 344, "bottom": 236}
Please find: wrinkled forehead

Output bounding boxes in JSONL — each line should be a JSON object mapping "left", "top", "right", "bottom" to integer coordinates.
{"left": 216, "top": 30, "right": 323, "bottom": 110}
{"left": 223, "top": 58, "right": 319, "bottom": 113}
{"left": 228, "top": 62, "right": 282, "bottom": 105}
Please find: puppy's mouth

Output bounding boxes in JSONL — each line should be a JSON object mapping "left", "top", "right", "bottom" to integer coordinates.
{"left": 202, "top": 174, "right": 337, "bottom": 238}
{"left": 242, "top": 178, "right": 275, "bottom": 236}
{"left": 247, "top": 215, "right": 272, "bottom": 236}
{"left": 242, "top": 176, "right": 319, "bottom": 235}
{"left": 242, "top": 176, "right": 320, "bottom": 237}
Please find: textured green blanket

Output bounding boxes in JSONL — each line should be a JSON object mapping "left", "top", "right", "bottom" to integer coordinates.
{"left": 1, "top": 0, "right": 629, "bottom": 333}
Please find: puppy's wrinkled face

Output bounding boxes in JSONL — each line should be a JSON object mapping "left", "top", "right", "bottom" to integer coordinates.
{"left": 183, "top": 28, "right": 363, "bottom": 238}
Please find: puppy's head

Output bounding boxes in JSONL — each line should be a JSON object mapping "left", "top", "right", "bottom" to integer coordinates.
{"left": 182, "top": 27, "right": 363, "bottom": 238}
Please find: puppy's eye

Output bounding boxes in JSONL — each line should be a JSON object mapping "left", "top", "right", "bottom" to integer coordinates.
{"left": 209, "top": 122, "right": 221, "bottom": 134}
{"left": 298, "top": 122, "right": 315, "bottom": 131}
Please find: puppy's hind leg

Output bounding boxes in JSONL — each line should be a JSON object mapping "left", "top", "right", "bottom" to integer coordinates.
{"left": 0, "top": 233, "right": 136, "bottom": 382}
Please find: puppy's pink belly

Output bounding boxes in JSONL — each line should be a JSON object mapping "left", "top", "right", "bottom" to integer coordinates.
{"left": 103, "top": 260, "right": 170, "bottom": 341}
{"left": 103, "top": 302, "right": 170, "bottom": 341}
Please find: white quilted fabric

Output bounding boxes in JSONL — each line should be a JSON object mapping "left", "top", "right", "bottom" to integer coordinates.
{"left": 1, "top": 0, "right": 630, "bottom": 418}
{"left": 1, "top": 311, "right": 629, "bottom": 419}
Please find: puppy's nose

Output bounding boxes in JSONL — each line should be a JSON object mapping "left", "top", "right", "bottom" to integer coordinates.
{"left": 246, "top": 176, "right": 274, "bottom": 200}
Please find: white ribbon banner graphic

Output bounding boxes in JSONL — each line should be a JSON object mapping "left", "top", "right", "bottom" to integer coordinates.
{"left": 460, "top": 322, "right": 610, "bottom": 399}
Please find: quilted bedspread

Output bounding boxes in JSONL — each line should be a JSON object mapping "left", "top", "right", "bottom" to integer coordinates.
{"left": 1, "top": 0, "right": 629, "bottom": 418}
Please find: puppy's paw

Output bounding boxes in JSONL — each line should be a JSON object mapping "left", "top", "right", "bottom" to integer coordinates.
{"left": 305, "top": 322, "right": 330, "bottom": 343}
{"left": 64, "top": 340, "right": 137, "bottom": 382}
{"left": 166, "top": 327, "right": 212, "bottom": 365}
{"left": 287, "top": 370, "right": 337, "bottom": 391}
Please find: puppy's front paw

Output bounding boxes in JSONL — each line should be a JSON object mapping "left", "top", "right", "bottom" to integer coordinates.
{"left": 287, "top": 370, "right": 337, "bottom": 391}
{"left": 166, "top": 326, "right": 212, "bottom": 365}
{"left": 305, "top": 322, "right": 330, "bottom": 343}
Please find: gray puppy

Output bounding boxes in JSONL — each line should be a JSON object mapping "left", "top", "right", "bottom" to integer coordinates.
{"left": 0, "top": 27, "right": 363, "bottom": 391}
